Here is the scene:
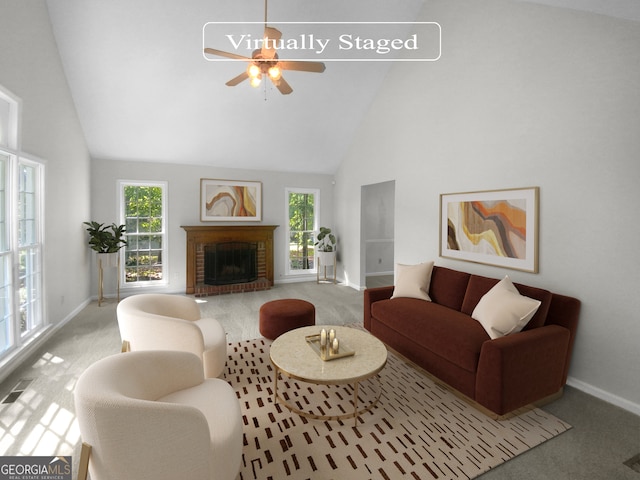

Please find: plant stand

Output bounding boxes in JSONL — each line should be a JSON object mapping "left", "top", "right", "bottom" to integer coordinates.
{"left": 97, "top": 253, "right": 120, "bottom": 306}
{"left": 316, "top": 252, "right": 336, "bottom": 284}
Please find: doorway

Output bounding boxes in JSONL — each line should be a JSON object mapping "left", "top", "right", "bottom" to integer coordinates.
{"left": 361, "top": 181, "right": 395, "bottom": 289}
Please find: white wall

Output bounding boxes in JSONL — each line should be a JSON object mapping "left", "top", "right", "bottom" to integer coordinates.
{"left": 90, "top": 159, "right": 334, "bottom": 294}
{"left": 335, "top": 0, "right": 640, "bottom": 414}
{"left": 0, "top": 2, "right": 91, "bottom": 325}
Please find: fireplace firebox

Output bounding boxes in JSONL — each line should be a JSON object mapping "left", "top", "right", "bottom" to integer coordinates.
{"left": 204, "top": 242, "right": 257, "bottom": 285}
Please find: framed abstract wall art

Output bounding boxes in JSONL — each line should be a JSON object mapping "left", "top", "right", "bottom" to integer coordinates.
{"left": 439, "top": 187, "right": 539, "bottom": 273}
{"left": 200, "top": 179, "right": 262, "bottom": 222}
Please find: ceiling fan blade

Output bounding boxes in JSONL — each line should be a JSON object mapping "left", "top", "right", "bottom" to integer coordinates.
{"left": 226, "top": 71, "right": 249, "bottom": 86}
{"left": 261, "top": 26, "right": 282, "bottom": 59}
{"left": 204, "top": 48, "right": 251, "bottom": 61}
{"left": 278, "top": 60, "right": 326, "bottom": 73}
{"left": 273, "top": 76, "right": 293, "bottom": 95}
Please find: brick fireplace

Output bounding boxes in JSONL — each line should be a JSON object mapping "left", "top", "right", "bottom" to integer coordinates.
{"left": 181, "top": 225, "right": 277, "bottom": 296}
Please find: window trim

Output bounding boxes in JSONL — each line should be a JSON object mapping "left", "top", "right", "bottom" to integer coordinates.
{"left": 285, "top": 187, "right": 320, "bottom": 276}
{"left": 17, "top": 155, "right": 46, "bottom": 340}
{"left": 0, "top": 84, "right": 47, "bottom": 362}
{"left": 0, "top": 86, "right": 20, "bottom": 152}
{"left": 118, "top": 180, "right": 169, "bottom": 288}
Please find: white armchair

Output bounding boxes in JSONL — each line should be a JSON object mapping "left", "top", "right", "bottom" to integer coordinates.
{"left": 117, "top": 294, "right": 227, "bottom": 378}
{"left": 74, "top": 350, "right": 243, "bottom": 480}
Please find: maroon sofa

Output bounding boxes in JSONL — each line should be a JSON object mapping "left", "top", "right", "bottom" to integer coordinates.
{"left": 364, "top": 266, "right": 580, "bottom": 417}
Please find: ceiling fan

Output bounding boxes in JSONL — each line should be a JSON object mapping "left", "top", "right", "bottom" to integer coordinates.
{"left": 203, "top": 0, "right": 326, "bottom": 95}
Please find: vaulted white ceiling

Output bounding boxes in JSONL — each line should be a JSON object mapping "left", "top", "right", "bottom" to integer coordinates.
{"left": 45, "top": 0, "right": 426, "bottom": 174}
{"left": 45, "top": 0, "right": 639, "bottom": 174}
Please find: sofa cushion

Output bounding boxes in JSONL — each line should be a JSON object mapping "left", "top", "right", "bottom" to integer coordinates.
{"left": 371, "top": 298, "right": 489, "bottom": 373}
{"left": 471, "top": 276, "right": 541, "bottom": 339}
{"left": 428, "top": 266, "right": 471, "bottom": 311}
{"left": 512, "top": 284, "right": 553, "bottom": 330}
{"left": 391, "top": 262, "right": 434, "bottom": 301}
{"left": 461, "top": 274, "right": 552, "bottom": 329}
{"left": 460, "top": 275, "right": 499, "bottom": 315}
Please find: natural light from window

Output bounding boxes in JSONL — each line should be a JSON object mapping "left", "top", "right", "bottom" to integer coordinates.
{"left": 120, "top": 181, "right": 167, "bottom": 285}
{"left": 286, "top": 187, "right": 319, "bottom": 275}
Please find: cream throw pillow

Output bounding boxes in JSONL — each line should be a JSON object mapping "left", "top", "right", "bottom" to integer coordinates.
{"left": 472, "top": 275, "right": 541, "bottom": 339}
{"left": 391, "top": 262, "right": 434, "bottom": 301}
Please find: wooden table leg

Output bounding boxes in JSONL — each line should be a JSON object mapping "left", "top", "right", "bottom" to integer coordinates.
{"left": 274, "top": 366, "right": 279, "bottom": 404}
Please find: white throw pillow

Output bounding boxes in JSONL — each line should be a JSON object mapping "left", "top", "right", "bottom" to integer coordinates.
{"left": 391, "top": 262, "right": 434, "bottom": 301}
{"left": 472, "top": 275, "right": 541, "bottom": 339}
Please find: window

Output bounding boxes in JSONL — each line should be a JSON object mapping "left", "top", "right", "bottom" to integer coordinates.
{"left": 0, "top": 86, "right": 45, "bottom": 360}
{"left": 286, "top": 188, "right": 319, "bottom": 275}
{"left": 120, "top": 181, "right": 167, "bottom": 285}
{"left": 0, "top": 153, "right": 11, "bottom": 353}
{"left": 18, "top": 159, "right": 43, "bottom": 336}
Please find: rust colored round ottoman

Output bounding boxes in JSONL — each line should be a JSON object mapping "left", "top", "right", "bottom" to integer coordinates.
{"left": 259, "top": 299, "right": 316, "bottom": 340}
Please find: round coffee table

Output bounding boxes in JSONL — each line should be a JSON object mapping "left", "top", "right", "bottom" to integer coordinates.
{"left": 270, "top": 325, "right": 387, "bottom": 425}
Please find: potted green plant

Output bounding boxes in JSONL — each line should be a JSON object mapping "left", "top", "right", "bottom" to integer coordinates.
{"left": 315, "top": 226, "right": 336, "bottom": 253}
{"left": 84, "top": 221, "right": 127, "bottom": 305}
{"left": 315, "top": 227, "right": 337, "bottom": 283}
{"left": 84, "top": 221, "right": 127, "bottom": 254}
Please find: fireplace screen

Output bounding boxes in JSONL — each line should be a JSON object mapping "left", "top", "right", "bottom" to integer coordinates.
{"left": 204, "top": 242, "right": 258, "bottom": 285}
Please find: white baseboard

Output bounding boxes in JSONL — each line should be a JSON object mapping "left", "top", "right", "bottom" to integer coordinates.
{"left": 276, "top": 275, "right": 355, "bottom": 287}
{"left": 343, "top": 280, "right": 365, "bottom": 291}
{"left": 567, "top": 376, "right": 640, "bottom": 417}
{"left": 275, "top": 275, "right": 317, "bottom": 284}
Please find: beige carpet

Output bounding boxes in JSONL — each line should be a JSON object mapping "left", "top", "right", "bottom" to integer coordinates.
{"left": 228, "top": 335, "right": 571, "bottom": 480}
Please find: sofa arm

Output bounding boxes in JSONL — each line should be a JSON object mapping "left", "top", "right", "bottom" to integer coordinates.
{"left": 475, "top": 325, "right": 571, "bottom": 415}
{"left": 546, "top": 293, "right": 581, "bottom": 384}
{"left": 363, "top": 286, "right": 394, "bottom": 330}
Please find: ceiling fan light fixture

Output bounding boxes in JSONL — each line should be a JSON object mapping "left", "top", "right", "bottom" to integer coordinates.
{"left": 204, "top": 0, "right": 326, "bottom": 95}
{"left": 250, "top": 75, "right": 262, "bottom": 88}
{"left": 267, "top": 65, "right": 281, "bottom": 81}
{"left": 247, "top": 63, "right": 262, "bottom": 78}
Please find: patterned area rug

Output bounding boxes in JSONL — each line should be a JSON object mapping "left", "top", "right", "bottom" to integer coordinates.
{"left": 227, "top": 337, "right": 571, "bottom": 480}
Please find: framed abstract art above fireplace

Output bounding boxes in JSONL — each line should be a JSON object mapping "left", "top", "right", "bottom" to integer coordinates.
{"left": 200, "top": 179, "right": 262, "bottom": 222}
{"left": 440, "top": 187, "right": 539, "bottom": 273}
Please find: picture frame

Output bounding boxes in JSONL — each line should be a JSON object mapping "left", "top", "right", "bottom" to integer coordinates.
{"left": 439, "top": 187, "right": 539, "bottom": 273}
{"left": 200, "top": 179, "right": 262, "bottom": 222}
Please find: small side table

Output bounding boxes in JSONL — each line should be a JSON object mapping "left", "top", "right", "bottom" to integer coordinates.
{"left": 316, "top": 252, "right": 336, "bottom": 284}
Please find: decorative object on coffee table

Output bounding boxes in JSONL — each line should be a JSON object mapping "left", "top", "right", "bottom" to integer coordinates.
{"left": 306, "top": 327, "right": 355, "bottom": 360}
